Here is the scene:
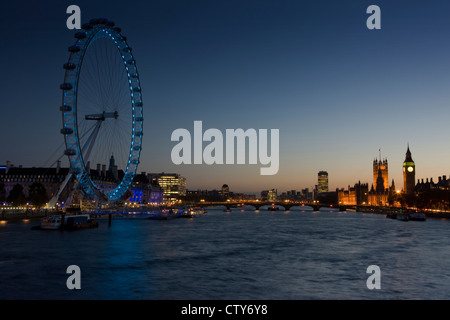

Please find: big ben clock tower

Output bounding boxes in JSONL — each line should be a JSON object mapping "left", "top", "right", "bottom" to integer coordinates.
{"left": 403, "top": 144, "right": 415, "bottom": 195}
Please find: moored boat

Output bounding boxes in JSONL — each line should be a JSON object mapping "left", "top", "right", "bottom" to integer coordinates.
{"left": 35, "top": 213, "right": 98, "bottom": 230}
{"left": 147, "top": 212, "right": 178, "bottom": 220}
{"left": 39, "top": 215, "right": 64, "bottom": 230}
{"left": 409, "top": 212, "right": 426, "bottom": 221}
{"left": 64, "top": 214, "right": 98, "bottom": 230}
{"left": 386, "top": 212, "right": 397, "bottom": 219}
{"left": 396, "top": 213, "right": 409, "bottom": 221}
{"left": 148, "top": 207, "right": 177, "bottom": 220}
{"left": 148, "top": 206, "right": 206, "bottom": 219}
{"left": 179, "top": 206, "right": 207, "bottom": 218}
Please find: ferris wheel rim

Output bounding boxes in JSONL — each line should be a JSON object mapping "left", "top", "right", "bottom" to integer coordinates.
{"left": 59, "top": 19, "right": 143, "bottom": 203}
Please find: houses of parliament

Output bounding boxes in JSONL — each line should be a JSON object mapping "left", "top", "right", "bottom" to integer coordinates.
{"left": 338, "top": 145, "right": 416, "bottom": 206}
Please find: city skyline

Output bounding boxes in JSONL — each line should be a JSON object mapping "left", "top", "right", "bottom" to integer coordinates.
{"left": 2, "top": 1, "right": 450, "bottom": 194}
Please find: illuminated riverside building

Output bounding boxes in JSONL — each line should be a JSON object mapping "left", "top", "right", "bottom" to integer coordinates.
{"left": 373, "top": 157, "right": 388, "bottom": 190}
{"left": 148, "top": 173, "right": 186, "bottom": 203}
{"left": 368, "top": 166, "right": 390, "bottom": 206}
{"left": 338, "top": 150, "right": 396, "bottom": 206}
{"left": 129, "top": 172, "right": 163, "bottom": 205}
{"left": 268, "top": 189, "right": 277, "bottom": 202}
{"left": 403, "top": 145, "right": 415, "bottom": 195}
{"left": 0, "top": 161, "right": 71, "bottom": 201}
{"left": 318, "top": 171, "right": 328, "bottom": 193}
{"left": 0, "top": 160, "right": 123, "bottom": 206}
{"left": 221, "top": 184, "right": 230, "bottom": 198}
{"left": 337, "top": 181, "right": 369, "bottom": 205}
{"left": 261, "top": 189, "right": 277, "bottom": 202}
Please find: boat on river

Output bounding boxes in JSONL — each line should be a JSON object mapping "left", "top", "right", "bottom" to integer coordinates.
{"left": 33, "top": 214, "right": 98, "bottom": 230}
{"left": 396, "top": 213, "right": 409, "bottom": 221}
{"left": 408, "top": 212, "right": 426, "bottom": 221}
{"left": 386, "top": 211, "right": 426, "bottom": 222}
{"left": 179, "top": 206, "right": 207, "bottom": 218}
{"left": 148, "top": 206, "right": 206, "bottom": 220}
{"left": 147, "top": 212, "right": 178, "bottom": 220}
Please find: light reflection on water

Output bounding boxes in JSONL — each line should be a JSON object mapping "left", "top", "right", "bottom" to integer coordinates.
{"left": 1, "top": 210, "right": 450, "bottom": 299}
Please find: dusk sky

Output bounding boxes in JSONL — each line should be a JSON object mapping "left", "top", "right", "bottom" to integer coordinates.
{"left": 2, "top": 0, "right": 450, "bottom": 194}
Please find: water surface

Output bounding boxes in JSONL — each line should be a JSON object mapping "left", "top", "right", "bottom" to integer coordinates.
{"left": 1, "top": 210, "right": 449, "bottom": 299}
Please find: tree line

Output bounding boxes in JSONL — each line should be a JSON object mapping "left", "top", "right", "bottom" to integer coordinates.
{"left": 0, "top": 183, "right": 49, "bottom": 207}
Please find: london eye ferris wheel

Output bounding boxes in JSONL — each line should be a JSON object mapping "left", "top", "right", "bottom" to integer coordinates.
{"left": 59, "top": 18, "right": 143, "bottom": 204}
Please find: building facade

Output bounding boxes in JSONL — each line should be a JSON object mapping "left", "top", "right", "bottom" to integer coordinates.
{"left": 368, "top": 165, "right": 390, "bottom": 206}
{"left": 0, "top": 160, "right": 129, "bottom": 207}
{"left": 337, "top": 181, "right": 369, "bottom": 205}
{"left": 129, "top": 172, "right": 163, "bottom": 205}
{"left": 373, "top": 157, "right": 388, "bottom": 191}
{"left": 221, "top": 184, "right": 230, "bottom": 198}
{"left": 148, "top": 173, "right": 187, "bottom": 203}
{"left": 261, "top": 189, "right": 277, "bottom": 202}
{"left": 0, "top": 161, "right": 72, "bottom": 205}
{"left": 318, "top": 171, "right": 328, "bottom": 193}
{"left": 403, "top": 145, "right": 415, "bottom": 195}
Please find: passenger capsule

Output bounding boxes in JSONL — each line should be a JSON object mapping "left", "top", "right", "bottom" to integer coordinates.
{"left": 63, "top": 63, "right": 76, "bottom": 70}
{"left": 106, "top": 21, "right": 115, "bottom": 27}
{"left": 60, "top": 128, "right": 74, "bottom": 135}
{"left": 60, "top": 83, "right": 73, "bottom": 90}
{"left": 82, "top": 23, "right": 93, "bottom": 30}
{"left": 64, "top": 149, "right": 76, "bottom": 156}
{"left": 68, "top": 45, "right": 80, "bottom": 52}
{"left": 74, "top": 32, "right": 86, "bottom": 39}
{"left": 60, "top": 105, "right": 72, "bottom": 112}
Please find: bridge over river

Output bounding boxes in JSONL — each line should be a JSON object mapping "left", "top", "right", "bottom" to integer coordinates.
{"left": 196, "top": 201, "right": 354, "bottom": 212}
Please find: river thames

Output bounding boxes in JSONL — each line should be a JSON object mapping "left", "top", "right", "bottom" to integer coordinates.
{"left": 1, "top": 208, "right": 450, "bottom": 300}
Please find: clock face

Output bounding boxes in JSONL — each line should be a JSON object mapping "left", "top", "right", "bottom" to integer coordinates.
{"left": 407, "top": 166, "right": 414, "bottom": 172}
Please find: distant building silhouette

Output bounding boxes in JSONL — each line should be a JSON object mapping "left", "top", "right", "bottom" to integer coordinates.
{"left": 261, "top": 189, "right": 277, "bottom": 202}
{"left": 221, "top": 184, "right": 230, "bottom": 198}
